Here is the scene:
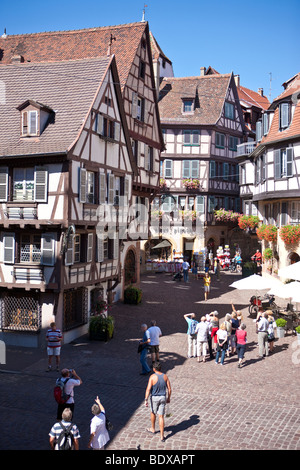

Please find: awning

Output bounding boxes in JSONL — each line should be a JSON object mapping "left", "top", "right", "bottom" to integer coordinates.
{"left": 151, "top": 240, "right": 172, "bottom": 249}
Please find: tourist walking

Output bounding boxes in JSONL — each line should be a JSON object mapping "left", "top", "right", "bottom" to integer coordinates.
{"left": 148, "top": 321, "right": 162, "bottom": 364}
{"left": 267, "top": 311, "right": 276, "bottom": 353}
{"left": 88, "top": 396, "right": 110, "bottom": 450}
{"left": 203, "top": 272, "right": 211, "bottom": 301}
{"left": 49, "top": 408, "right": 80, "bottom": 450}
{"left": 196, "top": 316, "right": 209, "bottom": 362}
{"left": 205, "top": 314, "right": 214, "bottom": 359}
{"left": 230, "top": 311, "right": 240, "bottom": 355}
{"left": 236, "top": 323, "right": 247, "bottom": 368}
{"left": 139, "top": 324, "right": 151, "bottom": 375}
{"left": 56, "top": 368, "right": 82, "bottom": 421}
{"left": 215, "top": 323, "right": 228, "bottom": 365}
{"left": 224, "top": 313, "right": 232, "bottom": 356}
{"left": 183, "top": 313, "right": 198, "bottom": 358}
{"left": 257, "top": 312, "right": 269, "bottom": 358}
{"left": 145, "top": 361, "right": 172, "bottom": 442}
{"left": 46, "top": 322, "right": 62, "bottom": 372}
{"left": 210, "top": 311, "right": 219, "bottom": 353}
{"left": 182, "top": 259, "right": 190, "bottom": 283}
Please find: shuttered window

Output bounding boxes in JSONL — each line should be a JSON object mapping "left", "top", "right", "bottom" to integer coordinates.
{"left": 216, "top": 132, "right": 225, "bottom": 148}
{"left": 3, "top": 233, "right": 15, "bottom": 264}
{"left": 182, "top": 160, "right": 199, "bottom": 178}
{"left": 164, "top": 160, "right": 173, "bottom": 178}
{"left": 0, "top": 167, "right": 8, "bottom": 202}
{"left": 13, "top": 167, "right": 48, "bottom": 202}
{"left": 87, "top": 233, "right": 93, "bottom": 263}
{"left": 280, "top": 103, "right": 290, "bottom": 129}
{"left": 274, "top": 148, "right": 293, "bottom": 179}
{"left": 41, "top": 233, "right": 56, "bottom": 266}
{"left": 34, "top": 167, "right": 48, "bottom": 202}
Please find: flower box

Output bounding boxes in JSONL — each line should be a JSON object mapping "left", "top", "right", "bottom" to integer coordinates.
{"left": 279, "top": 225, "right": 300, "bottom": 245}
{"left": 238, "top": 215, "right": 260, "bottom": 231}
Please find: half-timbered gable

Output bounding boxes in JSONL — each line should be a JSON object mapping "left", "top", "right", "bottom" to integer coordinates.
{"left": 239, "top": 72, "right": 300, "bottom": 271}
{"left": 0, "top": 55, "right": 135, "bottom": 346}
{"left": 156, "top": 73, "right": 245, "bottom": 261}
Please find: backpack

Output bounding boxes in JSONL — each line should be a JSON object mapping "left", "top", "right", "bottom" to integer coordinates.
{"left": 189, "top": 320, "right": 197, "bottom": 335}
{"left": 54, "top": 377, "right": 70, "bottom": 404}
{"left": 56, "top": 422, "right": 74, "bottom": 450}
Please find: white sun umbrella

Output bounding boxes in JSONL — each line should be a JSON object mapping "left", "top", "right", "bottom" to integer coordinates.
{"left": 269, "top": 281, "right": 300, "bottom": 303}
{"left": 230, "top": 274, "right": 281, "bottom": 291}
{"left": 278, "top": 261, "right": 300, "bottom": 281}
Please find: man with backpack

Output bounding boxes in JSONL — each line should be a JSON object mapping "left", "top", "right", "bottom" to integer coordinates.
{"left": 55, "top": 368, "right": 82, "bottom": 420}
{"left": 49, "top": 408, "right": 80, "bottom": 450}
{"left": 183, "top": 313, "right": 198, "bottom": 358}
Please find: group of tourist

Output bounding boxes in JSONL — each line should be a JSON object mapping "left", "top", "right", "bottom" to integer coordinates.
{"left": 184, "top": 304, "right": 277, "bottom": 367}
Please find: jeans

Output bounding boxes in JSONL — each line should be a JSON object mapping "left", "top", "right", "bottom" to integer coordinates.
{"left": 140, "top": 347, "right": 151, "bottom": 374}
{"left": 215, "top": 348, "right": 226, "bottom": 364}
{"left": 237, "top": 343, "right": 246, "bottom": 360}
{"left": 183, "top": 269, "right": 189, "bottom": 282}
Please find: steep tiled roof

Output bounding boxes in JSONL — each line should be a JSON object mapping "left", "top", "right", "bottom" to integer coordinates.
{"left": 158, "top": 74, "right": 232, "bottom": 125}
{"left": 238, "top": 85, "right": 270, "bottom": 111}
{"left": 149, "top": 31, "right": 172, "bottom": 64}
{"left": 0, "top": 22, "right": 147, "bottom": 91}
{"left": 0, "top": 57, "right": 112, "bottom": 157}
{"left": 260, "top": 72, "right": 300, "bottom": 146}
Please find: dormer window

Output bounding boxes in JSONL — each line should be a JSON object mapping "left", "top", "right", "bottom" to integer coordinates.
{"left": 182, "top": 99, "right": 194, "bottom": 114}
{"left": 22, "top": 110, "right": 38, "bottom": 136}
{"left": 17, "top": 100, "right": 54, "bottom": 137}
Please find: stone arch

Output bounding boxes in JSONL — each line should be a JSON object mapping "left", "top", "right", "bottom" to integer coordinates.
{"left": 124, "top": 247, "right": 137, "bottom": 286}
{"left": 288, "top": 251, "right": 300, "bottom": 264}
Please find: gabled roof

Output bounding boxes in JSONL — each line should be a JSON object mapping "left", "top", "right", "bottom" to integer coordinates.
{"left": 237, "top": 85, "right": 270, "bottom": 111}
{"left": 158, "top": 74, "right": 233, "bottom": 125}
{"left": 149, "top": 31, "right": 172, "bottom": 64}
{"left": 0, "top": 22, "right": 148, "bottom": 92}
{"left": 0, "top": 56, "right": 124, "bottom": 158}
{"left": 271, "top": 72, "right": 300, "bottom": 105}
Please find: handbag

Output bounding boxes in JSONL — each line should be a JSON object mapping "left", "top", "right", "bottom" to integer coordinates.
{"left": 106, "top": 416, "right": 113, "bottom": 432}
{"left": 137, "top": 343, "right": 143, "bottom": 353}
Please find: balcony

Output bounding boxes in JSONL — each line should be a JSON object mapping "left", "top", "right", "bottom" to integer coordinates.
{"left": 237, "top": 142, "right": 256, "bottom": 157}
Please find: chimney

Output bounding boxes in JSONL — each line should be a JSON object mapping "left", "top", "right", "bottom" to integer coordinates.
{"left": 200, "top": 67, "right": 206, "bottom": 76}
{"left": 234, "top": 74, "right": 240, "bottom": 88}
{"left": 1, "top": 28, "right": 7, "bottom": 38}
{"left": 258, "top": 88, "right": 264, "bottom": 96}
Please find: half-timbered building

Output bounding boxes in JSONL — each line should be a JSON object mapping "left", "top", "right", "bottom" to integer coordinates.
{"left": 238, "top": 72, "right": 300, "bottom": 272}
{"left": 0, "top": 22, "right": 164, "bottom": 284}
{"left": 156, "top": 73, "right": 245, "bottom": 262}
{"left": 0, "top": 55, "right": 137, "bottom": 346}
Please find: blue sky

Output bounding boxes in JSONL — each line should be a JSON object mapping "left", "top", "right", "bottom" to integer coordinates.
{"left": 1, "top": 0, "right": 299, "bottom": 101}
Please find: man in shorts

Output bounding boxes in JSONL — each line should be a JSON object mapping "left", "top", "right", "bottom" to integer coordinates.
{"left": 147, "top": 320, "right": 162, "bottom": 365}
{"left": 145, "top": 362, "right": 171, "bottom": 442}
{"left": 46, "top": 322, "right": 62, "bottom": 372}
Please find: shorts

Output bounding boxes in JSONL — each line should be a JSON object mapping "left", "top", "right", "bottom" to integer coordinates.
{"left": 150, "top": 395, "right": 166, "bottom": 415}
{"left": 204, "top": 285, "right": 210, "bottom": 292}
{"left": 150, "top": 345, "right": 159, "bottom": 354}
{"left": 47, "top": 347, "right": 61, "bottom": 356}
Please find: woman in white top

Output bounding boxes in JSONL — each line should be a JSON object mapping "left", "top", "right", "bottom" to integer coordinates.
{"left": 215, "top": 323, "right": 228, "bottom": 365}
{"left": 88, "top": 396, "right": 110, "bottom": 450}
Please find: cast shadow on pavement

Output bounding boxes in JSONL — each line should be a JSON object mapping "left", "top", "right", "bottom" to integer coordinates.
{"left": 164, "top": 414, "right": 200, "bottom": 440}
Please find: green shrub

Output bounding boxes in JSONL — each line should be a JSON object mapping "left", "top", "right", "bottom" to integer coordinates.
{"left": 275, "top": 318, "right": 287, "bottom": 328}
{"left": 295, "top": 325, "right": 300, "bottom": 334}
{"left": 124, "top": 285, "right": 142, "bottom": 304}
{"left": 89, "top": 314, "right": 114, "bottom": 340}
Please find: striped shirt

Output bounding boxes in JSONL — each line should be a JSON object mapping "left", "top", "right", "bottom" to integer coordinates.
{"left": 46, "top": 328, "right": 62, "bottom": 348}
{"left": 49, "top": 420, "right": 80, "bottom": 449}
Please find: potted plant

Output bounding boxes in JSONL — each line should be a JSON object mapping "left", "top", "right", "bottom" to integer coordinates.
{"left": 238, "top": 215, "right": 260, "bottom": 232}
{"left": 124, "top": 285, "right": 142, "bottom": 304}
{"left": 295, "top": 325, "right": 300, "bottom": 344}
{"left": 275, "top": 318, "right": 287, "bottom": 338}
{"left": 89, "top": 314, "right": 114, "bottom": 341}
{"left": 257, "top": 224, "right": 277, "bottom": 242}
{"left": 242, "top": 261, "right": 257, "bottom": 278}
{"left": 263, "top": 248, "right": 273, "bottom": 261}
{"left": 279, "top": 225, "right": 300, "bottom": 245}
{"left": 214, "top": 209, "right": 241, "bottom": 224}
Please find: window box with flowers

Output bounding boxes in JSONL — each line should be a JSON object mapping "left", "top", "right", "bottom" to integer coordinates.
{"left": 214, "top": 209, "right": 241, "bottom": 224}
{"left": 256, "top": 224, "right": 278, "bottom": 242}
{"left": 279, "top": 225, "right": 300, "bottom": 245}
{"left": 238, "top": 215, "right": 260, "bottom": 232}
{"left": 182, "top": 178, "right": 200, "bottom": 190}
{"left": 179, "top": 210, "right": 197, "bottom": 222}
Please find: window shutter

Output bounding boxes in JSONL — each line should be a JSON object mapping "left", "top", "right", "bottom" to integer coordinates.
{"left": 97, "top": 114, "right": 104, "bottom": 135}
{"left": 196, "top": 195, "right": 204, "bottom": 213}
{"left": 87, "top": 233, "right": 93, "bottom": 263}
{"left": 114, "top": 122, "right": 121, "bottom": 141}
{"left": 29, "top": 111, "right": 38, "bottom": 135}
{"left": 137, "top": 141, "right": 142, "bottom": 167}
{"left": 99, "top": 172, "right": 106, "bottom": 204}
{"left": 3, "top": 233, "right": 15, "bottom": 264}
{"left": 192, "top": 131, "right": 200, "bottom": 145}
{"left": 263, "top": 113, "right": 269, "bottom": 135}
{"left": 256, "top": 121, "right": 262, "bottom": 141}
{"left": 183, "top": 160, "right": 190, "bottom": 178}
{"left": 208, "top": 196, "right": 215, "bottom": 213}
{"left": 124, "top": 176, "right": 130, "bottom": 205}
{"left": 108, "top": 173, "right": 115, "bottom": 205}
{"left": 165, "top": 160, "right": 172, "bottom": 178}
{"left": 209, "top": 161, "right": 216, "bottom": 179}
{"left": 34, "top": 167, "right": 48, "bottom": 202}
{"left": 132, "top": 92, "right": 138, "bottom": 119}
{"left": 144, "top": 144, "right": 149, "bottom": 170}
{"left": 286, "top": 147, "right": 294, "bottom": 177}
{"left": 41, "top": 232, "right": 55, "bottom": 266}
{"left": 0, "top": 167, "right": 8, "bottom": 202}
{"left": 97, "top": 236, "right": 104, "bottom": 263}
{"left": 223, "top": 162, "right": 229, "bottom": 180}
{"left": 79, "top": 168, "right": 87, "bottom": 203}
{"left": 65, "top": 234, "right": 74, "bottom": 266}
{"left": 262, "top": 155, "right": 266, "bottom": 181}
{"left": 183, "top": 131, "right": 190, "bottom": 145}
{"left": 22, "top": 111, "right": 28, "bottom": 135}
{"left": 191, "top": 160, "right": 199, "bottom": 178}
{"left": 280, "top": 103, "right": 289, "bottom": 129}
{"left": 274, "top": 150, "right": 281, "bottom": 180}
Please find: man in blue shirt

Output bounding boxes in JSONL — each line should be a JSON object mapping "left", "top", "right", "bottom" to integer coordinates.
{"left": 184, "top": 313, "right": 198, "bottom": 358}
{"left": 139, "top": 324, "right": 151, "bottom": 375}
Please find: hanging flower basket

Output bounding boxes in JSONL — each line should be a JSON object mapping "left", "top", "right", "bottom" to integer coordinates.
{"left": 182, "top": 178, "right": 200, "bottom": 190}
{"left": 279, "top": 225, "right": 300, "bottom": 245}
{"left": 214, "top": 209, "right": 241, "bottom": 224}
{"left": 256, "top": 224, "right": 277, "bottom": 242}
{"left": 238, "top": 215, "right": 260, "bottom": 231}
{"left": 263, "top": 248, "right": 273, "bottom": 260}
